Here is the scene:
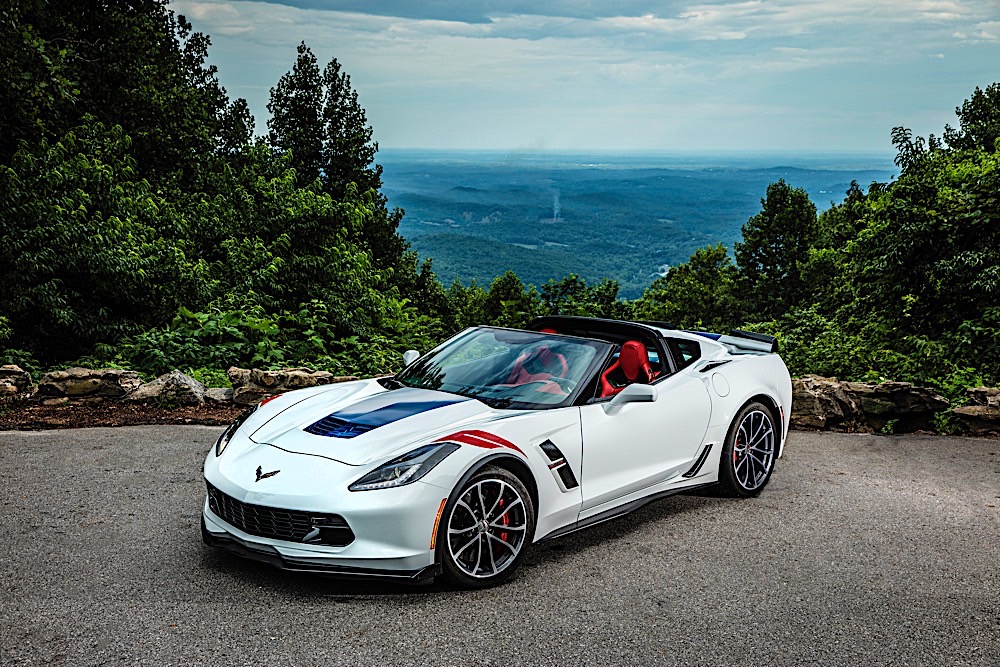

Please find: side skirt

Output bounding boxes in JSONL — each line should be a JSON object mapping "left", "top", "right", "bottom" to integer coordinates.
{"left": 538, "top": 482, "right": 713, "bottom": 542}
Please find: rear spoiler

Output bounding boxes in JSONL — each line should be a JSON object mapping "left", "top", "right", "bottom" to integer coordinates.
{"left": 687, "top": 329, "right": 779, "bottom": 354}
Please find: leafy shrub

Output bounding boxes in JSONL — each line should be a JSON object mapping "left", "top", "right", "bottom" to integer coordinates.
{"left": 187, "top": 368, "right": 231, "bottom": 388}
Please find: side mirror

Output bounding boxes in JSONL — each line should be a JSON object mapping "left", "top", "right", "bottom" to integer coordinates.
{"left": 603, "top": 383, "right": 657, "bottom": 415}
{"left": 402, "top": 350, "right": 420, "bottom": 367}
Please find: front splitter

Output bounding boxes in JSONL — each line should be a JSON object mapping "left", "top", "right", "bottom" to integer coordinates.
{"left": 201, "top": 517, "right": 441, "bottom": 583}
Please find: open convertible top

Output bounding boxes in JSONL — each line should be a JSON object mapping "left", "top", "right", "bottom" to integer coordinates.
{"left": 526, "top": 315, "right": 779, "bottom": 355}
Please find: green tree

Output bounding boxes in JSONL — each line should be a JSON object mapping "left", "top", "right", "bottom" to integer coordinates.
{"left": 798, "top": 181, "right": 870, "bottom": 314}
{"left": 267, "top": 43, "right": 408, "bottom": 275}
{"left": 818, "top": 180, "right": 867, "bottom": 248}
{"left": 0, "top": 0, "right": 79, "bottom": 160}
{"left": 483, "top": 272, "right": 542, "bottom": 327}
{"left": 321, "top": 58, "right": 381, "bottom": 197}
{"left": 267, "top": 42, "right": 324, "bottom": 185}
{"left": 0, "top": 0, "right": 251, "bottom": 187}
{"left": 0, "top": 120, "right": 211, "bottom": 361}
{"left": 944, "top": 82, "right": 1000, "bottom": 153}
{"left": 636, "top": 243, "right": 739, "bottom": 330}
{"left": 734, "top": 179, "right": 820, "bottom": 320}
{"left": 540, "top": 275, "right": 633, "bottom": 320}
{"left": 447, "top": 279, "right": 488, "bottom": 331}
{"left": 849, "top": 145, "right": 1000, "bottom": 368}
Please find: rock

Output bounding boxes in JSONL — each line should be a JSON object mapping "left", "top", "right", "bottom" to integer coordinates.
{"left": 228, "top": 366, "right": 359, "bottom": 405}
{"left": 124, "top": 370, "right": 207, "bottom": 405}
{"left": 0, "top": 365, "right": 33, "bottom": 399}
{"left": 791, "top": 375, "right": 949, "bottom": 432}
{"left": 41, "top": 397, "right": 70, "bottom": 407}
{"left": 791, "top": 375, "right": 860, "bottom": 430}
{"left": 226, "top": 366, "right": 250, "bottom": 389}
{"left": 248, "top": 367, "right": 336, "bottom": 390}
{"left": 951, "top": 386, "right": 1000, "bottom": 434}
{"left": 843, "top": 380, "right": 950, "bottom": 431}
{"left": 36, "top": 367, "right": 142, "bottom": 399}
{"left": 205, "top": 387, "right": 234, "bottom": 404}
{"left": 232, "top": 385, "right": 272, "bottom": 407}
{"left": 966, "top": 386, "right": 1000, "bottom": 408}
{"left": 951, "top": 405, "right": 1000, "bottom": 434}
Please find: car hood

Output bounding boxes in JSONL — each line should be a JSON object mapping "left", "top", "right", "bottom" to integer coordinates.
{"left": 247, "top": 382, "right": 498, "bottom": 466}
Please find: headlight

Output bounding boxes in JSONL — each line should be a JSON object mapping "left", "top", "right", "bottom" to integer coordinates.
{"left": 215, "top": 405, "right": 258, "bottom": 457}
{"left": 349, "top": 443, "right": 460, "bottom": 491}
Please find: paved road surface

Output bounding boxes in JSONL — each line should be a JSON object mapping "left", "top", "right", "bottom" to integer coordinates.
{"left": 1, "top": 427, "right": 998, "bottom": 666}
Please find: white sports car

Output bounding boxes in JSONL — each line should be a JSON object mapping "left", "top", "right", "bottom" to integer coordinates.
{"left": 202, "top": 316, "right": 792, "bottom": 587}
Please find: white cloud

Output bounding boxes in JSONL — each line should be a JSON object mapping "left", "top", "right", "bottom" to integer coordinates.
{"left": 958, "top": 20, "right": 1000, "bottom": 42}
{"left": 169, "top": 0, "right": 1000, "bottom": 150}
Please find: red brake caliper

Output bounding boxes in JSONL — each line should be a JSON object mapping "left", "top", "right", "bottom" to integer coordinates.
{"left": 498, "top": 496, "right": 509, "bottom": 543}
{"left": 734, "top": 438, "right": 740, "bottom": 463}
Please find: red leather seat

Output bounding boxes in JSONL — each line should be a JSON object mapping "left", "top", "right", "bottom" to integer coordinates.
{"left": 506, "top": 345, "right": 569, "bottom": 385}
{"left": 599, "top": 340, "right": 655, "bottom": 398}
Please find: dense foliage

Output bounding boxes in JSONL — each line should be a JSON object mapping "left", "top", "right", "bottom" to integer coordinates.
{"left": 637, "top": 85, "right": 1000, "bottom": 402}
{"left": 1, "top": 2, "right": 997, "bottom": 422}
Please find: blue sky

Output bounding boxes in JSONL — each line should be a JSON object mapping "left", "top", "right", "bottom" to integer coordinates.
{"left": 170, "top": 0, "right": 1000, "bottom": 152}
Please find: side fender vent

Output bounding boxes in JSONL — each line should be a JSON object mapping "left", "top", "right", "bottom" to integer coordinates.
{"left": 682, "top": 444, "right": 713, "bottom": 478}
{"left": 538, "top": 439, "right": 579, "bottom": 491}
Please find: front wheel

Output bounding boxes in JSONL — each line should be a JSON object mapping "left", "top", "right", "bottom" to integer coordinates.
{"left": 717, "top": 401, "right": 777, "bottom": 497}
{"left": 438, "top": 466, "right": 535, "bottom": 588}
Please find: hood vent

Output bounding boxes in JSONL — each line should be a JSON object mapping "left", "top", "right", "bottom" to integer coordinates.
{"left": 305, "top": 415, "right": 376, "bottom": 439}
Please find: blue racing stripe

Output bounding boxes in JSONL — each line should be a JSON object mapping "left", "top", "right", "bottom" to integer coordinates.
{"left": 305, "top": 389, "right": 467, "bottom": 438}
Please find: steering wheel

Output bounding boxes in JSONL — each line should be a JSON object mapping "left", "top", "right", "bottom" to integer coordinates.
{"left": 490, "top": 379, "right": 570, "bottom": 397}
{"left": 548, "top": 376, "right": 577, "bottom": 392}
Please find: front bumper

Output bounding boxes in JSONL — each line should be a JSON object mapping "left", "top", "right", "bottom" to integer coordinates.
{"left": 203, "top": 438, "right": 452, "bottom": 580}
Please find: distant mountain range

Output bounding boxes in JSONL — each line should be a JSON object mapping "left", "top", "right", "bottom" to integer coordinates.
{"left": 380, "top": 150, "right": 897, "bottom": 298}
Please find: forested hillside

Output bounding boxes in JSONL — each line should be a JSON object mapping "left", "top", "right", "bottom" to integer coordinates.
{"left": 1, "top": 1, "right": 997, "bottom": 427}
{"left": 381, "top": 153, "right": 896, "bottom": 298}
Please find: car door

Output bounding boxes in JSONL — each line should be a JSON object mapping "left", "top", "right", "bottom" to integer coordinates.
{"left": 578, "top": 370, "right": 712, "bottom": 516}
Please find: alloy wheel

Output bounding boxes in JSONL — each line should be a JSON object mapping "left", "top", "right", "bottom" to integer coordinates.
{"left": 732, "top": 409, "right": 775, "bottom": 491}
{"left": 446, "top": 478, "right": 528, "bottom": 579}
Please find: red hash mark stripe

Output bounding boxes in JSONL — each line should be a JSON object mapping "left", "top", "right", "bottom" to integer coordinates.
{"left": 436, "top": 429, "right": 525, "bottom": 456}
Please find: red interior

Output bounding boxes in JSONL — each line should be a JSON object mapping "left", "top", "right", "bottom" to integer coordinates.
{"left": 506, "top": 345, "right": 569, "bottom": 385}
{"left": 599, "top": 340, "right": 655, "bottom": 398}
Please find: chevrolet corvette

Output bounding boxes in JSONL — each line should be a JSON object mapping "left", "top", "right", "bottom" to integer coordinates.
{"left": 202, "top": 316, "right": 792, "bottom": 587}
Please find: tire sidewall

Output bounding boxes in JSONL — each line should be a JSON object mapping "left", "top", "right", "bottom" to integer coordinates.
{"left": 437, "top": 465, "right": 536, "bottom": 588}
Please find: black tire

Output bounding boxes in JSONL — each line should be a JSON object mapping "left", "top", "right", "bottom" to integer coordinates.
{"left": 716, "top": 401, "right": 778, "bottom": 498}
{"left": 438, "top": 465, "right": 535, "bottom": 588}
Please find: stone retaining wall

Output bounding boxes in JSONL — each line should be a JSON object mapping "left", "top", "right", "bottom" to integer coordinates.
{"left": 791, "top": 375, "right": 950, "bottom": 433}
{"left": 951, "top": 387, "right": 1000, "bottom": 434}
{"left": 2, "top": 364, "right": 998, "bottom": 434}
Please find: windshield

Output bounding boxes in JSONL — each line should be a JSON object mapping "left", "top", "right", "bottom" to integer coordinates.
{"left": 395, "top": 327, "right": 611, "bottom": 409}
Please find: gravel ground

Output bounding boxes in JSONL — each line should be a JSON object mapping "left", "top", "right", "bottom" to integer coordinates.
{"left": 0, "top": 401, "right": 243, "bottom": 430}
{"left": 1, "top": 427, "right": 998, "bottom": 666}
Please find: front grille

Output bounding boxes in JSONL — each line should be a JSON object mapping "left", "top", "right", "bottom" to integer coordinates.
{"left": 304, "top": 415, "right": 375, "bottom": 439}
{"left": 206, "top": 482, "right": 354, "bottom": 547}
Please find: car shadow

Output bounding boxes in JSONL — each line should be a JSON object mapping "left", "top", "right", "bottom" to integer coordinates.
{"left": 198, "top": 547, "right": 453, "bottom": 597}
{"left": 197, "top": 490, "right": 728, "bottom": 598}
{"left": 523, "top": 490, "right": 727, "bottom": 568}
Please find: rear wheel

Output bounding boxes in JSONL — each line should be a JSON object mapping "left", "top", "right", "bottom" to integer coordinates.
{"left": 439, "top": 466, "right": 535, "bottom": 588}
{"left": 717, "top": 401, "right": 777, "bottom": 497}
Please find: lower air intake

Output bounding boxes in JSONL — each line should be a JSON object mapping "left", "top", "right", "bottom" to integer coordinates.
{"left": 206, "top": 482, "right": 354, "bottom": 547}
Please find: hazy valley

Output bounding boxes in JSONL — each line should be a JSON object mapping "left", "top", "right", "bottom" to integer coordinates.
{"left": 382, "top": 151, "right": 897, "bottom": 297}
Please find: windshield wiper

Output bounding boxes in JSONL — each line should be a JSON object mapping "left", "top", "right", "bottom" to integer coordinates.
{"left": 474, "top": 395, "right": 514, "bottom": 409}
{"left": 377, "top": 376, "right": 405, "bottom": 390}
{"left": 447, "top": 385, "right": 515, "bottom": 409}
